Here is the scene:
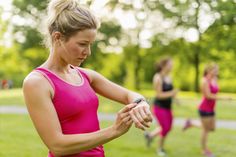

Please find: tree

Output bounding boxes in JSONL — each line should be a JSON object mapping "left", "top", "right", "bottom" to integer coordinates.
{"left": 149, "top": 0, "right": 236, "bottom": 91}
{"left": 106, "top": 0, "right": 156, "bottom": 90}
{"left": 0, "top": 7, "right": 7, "bottom": 44}
{"left": 12, "top": 0, "right": 122, "bottom": 73}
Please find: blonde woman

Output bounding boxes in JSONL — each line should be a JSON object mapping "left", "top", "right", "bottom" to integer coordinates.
{"left": 183, "top": 63, "right": 230, "bottom": 157}
{"left": 23, "top": 0, "right": 152, "bottom": 157}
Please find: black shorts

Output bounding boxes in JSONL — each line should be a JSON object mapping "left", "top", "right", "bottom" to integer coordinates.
{"left": 198, "top": 110, "right": 215, "bottom": 117}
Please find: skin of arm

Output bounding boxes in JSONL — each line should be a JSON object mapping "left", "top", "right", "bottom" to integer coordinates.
{"left": 153, "top": 74, "right": 177, "bottom": 100}
{"left": 81, "top": 68, "right": 153, "bottom": 130}
{"left": 202, "top": 78, "right": 232, "bottom": 101}
{"left": 201, "top": 78, "right": 218, "bottom": 100}
{"left": 23, "top": 72, "right": 136, "bottom": 157}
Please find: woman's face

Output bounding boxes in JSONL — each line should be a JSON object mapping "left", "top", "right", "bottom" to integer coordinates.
{"left": 59, "top": 29, "right": 97, "bottom": 66}
{"left": 209, "top": 66, "right": 219, "bottom": 78}
{"left": 163, "top": 60, "right": 173, "bottom": 74}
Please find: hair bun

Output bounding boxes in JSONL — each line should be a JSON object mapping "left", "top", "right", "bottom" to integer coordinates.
{"left": 44, "top": 0, "right": 98, "bottom": 48}
{"left": 48, "top": 0, "right": 77, "bottom": 18}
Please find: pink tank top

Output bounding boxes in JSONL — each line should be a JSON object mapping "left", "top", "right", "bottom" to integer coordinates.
{"left": 35, "top": 66, "right": 105, "bottom": 157}
{"left": 199, "top": 80, "right": 219, "bottom": 112}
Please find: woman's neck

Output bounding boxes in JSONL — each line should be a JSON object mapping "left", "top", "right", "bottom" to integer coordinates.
{"left": 41, "top": 50, "right": 70, "bottom": 74}
{"left": 205, "top": 75, "right": 213, "bottom": 81}
{"left": 160, "top": 71, "right": 168, "bottom": 78}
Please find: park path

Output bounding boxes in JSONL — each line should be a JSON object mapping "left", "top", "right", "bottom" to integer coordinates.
{"left": 1, "top": 106, "right": 236, "bottom": 130}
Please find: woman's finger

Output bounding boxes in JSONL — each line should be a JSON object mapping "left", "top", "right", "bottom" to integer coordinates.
{"left": 129, "top": 110, "right": 145, "bottom": 130}
{"left": 139, "top": 107, "right": 151, "bottom": 122}
{"left": 119, "top": 103, "right": 137, "bottom": 114}
{"left": 133, "top": 109, "right": 150, "bottom": 128}
{"left": 119, "top": 111, "right": 130, "bottom": 119}
{"left": 143, "top": 106, "right": 153, "bottom": 122}
{"left": 122, "top": 115, "right": 132, "bottom": 123}
{"left": 126, "top": 118, "right": 133, "bottom": 125}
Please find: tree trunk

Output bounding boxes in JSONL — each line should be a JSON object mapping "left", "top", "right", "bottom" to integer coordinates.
{"left": 134, "top": 47, "right": 141, "bottom": 90}
{"left": 194, "top": 0, "right": 201, "bottom": 92}
{"left": 194, "top": 50, "right": 200, "bottom": 92}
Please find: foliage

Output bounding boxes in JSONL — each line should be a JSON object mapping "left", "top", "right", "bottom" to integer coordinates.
{"left": 0, "top": 0, "right": 235, "bottom": 92}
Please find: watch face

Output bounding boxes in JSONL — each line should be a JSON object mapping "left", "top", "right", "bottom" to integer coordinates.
{"left": 134, "top": 98, "right": 144, "bottom": 104}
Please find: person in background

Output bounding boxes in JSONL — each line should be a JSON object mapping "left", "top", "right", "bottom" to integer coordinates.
{"left": 144, "top": 57, "right": 178, "bottom": 156}
{"left": 183, "top": 63, "right": 231, "bottom": 157}
{"left": 1, "top": 79, "right": 9, "bottom": 89}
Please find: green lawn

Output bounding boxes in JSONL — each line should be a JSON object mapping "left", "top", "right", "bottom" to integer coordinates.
{"left": 1, "top": 88, "right": 236, "bottom": 120}
{"left": 0, "top": 114, "right": 236, "bottom": 157}
{"left": 0, "top": 88, "right": 25, "bottom": 105}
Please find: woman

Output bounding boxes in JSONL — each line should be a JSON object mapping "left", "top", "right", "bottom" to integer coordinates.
{"left": 183, "top": 63, "right": 230, "bottom": 157}
{"left": 23, "top": 0, "right": 152, "bottom": 157}
{"left": 144, "top": 57, "right": 178, "bottom": 156}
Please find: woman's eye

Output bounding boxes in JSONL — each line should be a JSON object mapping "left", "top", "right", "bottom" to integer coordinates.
{"left": 78, "top": 43, "right": 87, "bottom": 46}
{"left": 78, "top": 42, "right": 93, "bottom": 48}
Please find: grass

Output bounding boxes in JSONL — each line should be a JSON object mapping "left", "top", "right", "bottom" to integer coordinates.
{"left": 1, "top": 88, "right": 236, "bottom": 120}
{"left": 0, "top": 114, "right": 236, "bottom": 157}
{"left": 0, "top": 88, "right": 25, "bottom": 105}
{"left": 0, "top": 114, "right": 47, "bottom": 157}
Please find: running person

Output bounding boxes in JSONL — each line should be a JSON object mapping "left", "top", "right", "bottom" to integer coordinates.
{"left": 183, "top": 63, "right": 230, "bottom": 157}
{"left": 23, "top": 0, "right": 152, "bottom": 157}
{"left": 144, "top": 57, "right": 178, "bottom": 156}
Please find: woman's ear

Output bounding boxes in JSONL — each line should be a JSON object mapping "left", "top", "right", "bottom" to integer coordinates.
{"left": 52, "top": 31, "right": 62, "bottom": 43}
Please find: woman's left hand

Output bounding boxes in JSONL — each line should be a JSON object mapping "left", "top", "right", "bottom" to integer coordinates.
{"left": 129, "top": 101, "right": 153, "bottom": 131}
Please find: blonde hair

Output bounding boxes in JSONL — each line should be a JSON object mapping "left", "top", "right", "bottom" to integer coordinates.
{"left": 44, "top": 0, "right": 99, "bottom": 48}
{"left": 203, "top": 63, "right": 218, "bottom": 76}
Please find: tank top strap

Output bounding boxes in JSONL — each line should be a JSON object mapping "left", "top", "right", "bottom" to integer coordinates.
{"left": 74, "top": 67, "right": 91, "bottom": 84}
{"left": 34, "top": 67, "right": 56, "bottom": 91}
{"left": 35, "top": 66, "right": 91, "bottom": 88}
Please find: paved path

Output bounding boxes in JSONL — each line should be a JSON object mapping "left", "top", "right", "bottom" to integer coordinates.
{"left": 1, "top": 106, "right": 236, "bottom": 130}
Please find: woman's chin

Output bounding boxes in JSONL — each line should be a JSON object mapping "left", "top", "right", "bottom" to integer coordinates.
{"left": 70, "top": 62, "right": 82, "bottom": 67}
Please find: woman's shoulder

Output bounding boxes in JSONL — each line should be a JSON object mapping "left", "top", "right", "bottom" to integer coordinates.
{"left": 201, "top": 77, "right": 209, "bottom": 85}
{"left": 23, "top": 71, "right": 52, "bottom": 93}
{"left": 24, "top": 71, "right": 45, "bottom": 86}
{"left": 153, "top": 73, "right": 162, "bottom": 83}
{"left": 77, "top": 67, "right": 92, "bottom": 74}
{"left": 200, "top": 77, "right": 212, "bottom": 90}
{"left": 76, "top": 67, "right": 98, "bottom": 84}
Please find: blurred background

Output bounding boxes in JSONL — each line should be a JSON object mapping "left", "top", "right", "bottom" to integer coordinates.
{"left": 0, "top": 0, "right": 236, "bottom": 157}
{"left": 0, "top": 0, "right": 236, "bottom": 92}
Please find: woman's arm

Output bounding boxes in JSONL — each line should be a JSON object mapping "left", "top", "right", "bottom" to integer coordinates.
{"left": 202, "top": 79, "right": 232, "bottom": 101}
{"left": 82, "top": 68, "right": 144, "bottom": 104}
{"left": 23, "top": 72, "right": 135, "bottom": 157}
{"left": 153, "top": 74, "right": 177, "bottom": 100}
{"left": 201, "top": 79, "right": 217, "bottom": 100}
{"left": 81, "top": 68, "right": 153, "bottom": 130}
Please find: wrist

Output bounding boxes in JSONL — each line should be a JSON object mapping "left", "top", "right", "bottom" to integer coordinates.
{"left": 133, "top": 98, "right": 147, "bottom": 104}
{"left": 110, "top": 125, "right": 122, "bottom": 138}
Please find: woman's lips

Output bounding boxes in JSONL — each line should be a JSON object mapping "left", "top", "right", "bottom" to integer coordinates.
{"left": 77, "top": 58, "right": 86, "bottom": 61}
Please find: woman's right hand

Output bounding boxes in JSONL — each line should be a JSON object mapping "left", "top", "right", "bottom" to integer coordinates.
{"left": 112, "top": 103, "right": 137, "bottom": 137}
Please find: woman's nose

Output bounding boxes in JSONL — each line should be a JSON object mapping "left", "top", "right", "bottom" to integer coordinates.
{"left": 83, "top": 46, "right": 91, "bottom": 56}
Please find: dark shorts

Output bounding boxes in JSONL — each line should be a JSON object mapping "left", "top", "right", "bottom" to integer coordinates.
{"left": 198, "top": 110, "right": 215, "bottom": 117}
